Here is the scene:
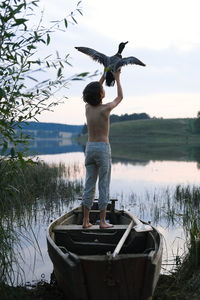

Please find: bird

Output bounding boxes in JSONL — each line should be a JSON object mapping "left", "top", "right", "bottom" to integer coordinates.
{"left": 75, "top": 41, "right": 146, "bottom": 86}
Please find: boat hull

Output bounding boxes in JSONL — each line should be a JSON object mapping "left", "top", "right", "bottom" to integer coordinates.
{"left": 47, "top": 202, "right": 163, "bottom": 300}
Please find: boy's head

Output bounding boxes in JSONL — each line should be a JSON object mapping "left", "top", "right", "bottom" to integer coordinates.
{"left": 83, "top": 81, "right": 105, "bottom": 106}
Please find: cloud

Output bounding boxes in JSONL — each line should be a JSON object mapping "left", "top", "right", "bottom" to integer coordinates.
{"left": 116, "top": 93, "right": 200, "bottom": 119}
{"left": 34, "top": 0, "right": 200, "bottom": 124}
{"left": 79, "top": 0, "right": 200, "bottom": 50}
{"left": 37, "top": 96, "right": 87, "bottom": 125}
{"left": 37, "top": 92, "right": 200, "bottom": 125}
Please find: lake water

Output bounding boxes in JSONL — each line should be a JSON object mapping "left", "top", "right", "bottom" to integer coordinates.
{"left": 17, "top": 141, "right": 200, "bottom": 284}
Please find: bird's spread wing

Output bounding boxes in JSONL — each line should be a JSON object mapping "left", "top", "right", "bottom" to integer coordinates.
{"left": 115, "top": 56, "right": 146, "bottom": 70}
{"left": 75, "top": 47, "right": 107, "bottom": 66}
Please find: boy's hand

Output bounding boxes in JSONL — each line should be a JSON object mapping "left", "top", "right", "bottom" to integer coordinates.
{"left": 112, "top": 69, "right": 121, "bottom": 80}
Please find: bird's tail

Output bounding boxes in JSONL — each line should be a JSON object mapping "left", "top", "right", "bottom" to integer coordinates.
{"left": 105, "top": 71, "right": 115, "bottom": 87}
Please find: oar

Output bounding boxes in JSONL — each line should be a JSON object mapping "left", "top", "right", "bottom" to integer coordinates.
{"left": 112, "top": 219, "right": 134, "bottom": 258}
{"left": 112, "top": 211, "right": 152, "bottom": 258}
{"left": 125, "top": 211, "right": 152, "bottom": 233}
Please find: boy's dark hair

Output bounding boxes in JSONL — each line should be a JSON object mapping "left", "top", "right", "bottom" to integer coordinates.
{"left": 83, "top": 81, "right": 102, "bottom": 106}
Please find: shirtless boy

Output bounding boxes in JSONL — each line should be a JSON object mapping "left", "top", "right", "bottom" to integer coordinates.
{"left": 82, "top": 69, "right": 123, "bottom": 228}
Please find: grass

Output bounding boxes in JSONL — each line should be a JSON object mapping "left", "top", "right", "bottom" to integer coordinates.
{"left": 78, "top": 118, "right": 200, "bottom": 162}
{"left": 0, "top": 159, "right": 83, "bottom": 286}
{"left": 79, "top": 118, "right": 200, "bottom": 144}
{"left": 154, "top": 236, "right": 200, "bottom": 299}
{"left": 0, "top": 279, "right": 66, "bottom": 300}
{"left": 122, "top": 184, "right": 200, "bottom": 299}
{"left": 110, "top": 118, "right": 199, "bottom": 144}
{"left": 154, "top": 185, "right": 200, "bottom": 299}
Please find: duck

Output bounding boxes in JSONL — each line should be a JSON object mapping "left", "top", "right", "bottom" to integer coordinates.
{"left": 75, "top": 41, "right": 146, "bottom": 86}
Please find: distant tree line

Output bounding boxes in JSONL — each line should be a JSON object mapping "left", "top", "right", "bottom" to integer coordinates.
{"left": 81, "top": 113, "right": 151, "bottom": 134}
{"left": 110, "top": 113, "right": 150, "bottom": 123}
{"left": 193, "top": 111, "right": 200, "bottom": 133}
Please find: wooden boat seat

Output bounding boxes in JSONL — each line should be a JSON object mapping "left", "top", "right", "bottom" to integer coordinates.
{"left": 53, "top": 224, "right": 149, "bottom": 255}
{"left": 53, "top": 224, "right": 131, "bottom": 232}
{"left": 73, "top": 209, "right": 121, "bottom": 214}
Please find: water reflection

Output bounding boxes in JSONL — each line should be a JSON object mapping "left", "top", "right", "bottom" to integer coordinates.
{"left": 27, "top": 138, "right": 200, "bottom": 171}
{"left": 12, "top": 158, "right": 199, "bottom": 283}
{"left": 112, "top": 157, "right": 149, "bottom": 166}
{"left": 27, "top": 138, "right": 83, "bottom": 155}
{"left": 6, "top": 139, "right": 200, "bottom": 284}
{"left": 36, "top": 150, "right": 200, "bottom": 273}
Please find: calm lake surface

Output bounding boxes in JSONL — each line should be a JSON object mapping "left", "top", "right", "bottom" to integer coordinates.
{"left": 19, "top": 140, "right": 200, "bottom": 284}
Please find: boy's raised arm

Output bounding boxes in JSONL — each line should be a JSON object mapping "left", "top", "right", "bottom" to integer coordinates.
{"left": 107, "top": 69, "right": 123, "bottom": 110}
{"left": 99, "top": 69, "right": 105, "bottom": 85}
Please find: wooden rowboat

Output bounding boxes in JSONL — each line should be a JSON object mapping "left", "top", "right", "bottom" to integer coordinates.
{"left": 47, "top": 200, "right": 163, "bottom": 300}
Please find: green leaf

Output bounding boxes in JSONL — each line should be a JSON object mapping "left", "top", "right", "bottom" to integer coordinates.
{"left": 34, "top": 31, "right": 39, "bottom": 39}
{"left": 10, "top": 147, "right": 15, "bottom": 158}
{"left": 56, "top": 51, "right": 60, "bottom": 59}
{"left": 59, "top": 61, "right": 64, "bottom": 68}
{"left": 17, "top": 151, "right": 26, "bottom": 168}
{"left": 0, "top": 88, "right": 6, "bottom": 99}
{"left": 32, "top": 1, "right": 39, "bottom": 7}
{"left": 77, "top": 9, "right": 83, "bottom": 16}
{"left": 27, "top": 76, "right": 38, "bottom": 82}
{"left": 57, "top": 68, "right": 62, "bottom": 77}
{"left": 1, "top": 141, "right": 8, "bottom": 155}
{"left": 18, "top": 116, "right": 23, "bottom": 122}
{"left": 27, "top": 45, "right": 36, "bottom": 50}
{"left": 77, "top": 72, "right": 89, "bottom": 77}
{"left": 12, "top": 3, "right": 25, "bottom": 15}
{"left": 66, "top": 61, "right": 72, "bottom": 66}
{"left": 11, "top": 18, "right": 28, "bottom": 26}
{"left": 64, "top": 18, "right": 68, "bottom": 28}
{"left": 47, "top": 33, "right": 50, "bottom": 45}
{"left": 71, "top": 16, "right": 77, "bottom": 24}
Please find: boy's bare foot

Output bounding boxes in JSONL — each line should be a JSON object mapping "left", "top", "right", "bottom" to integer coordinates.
{"left": 100, "top": 222, "right": 114, "bottom": 229}
{"left": 82, "top": 222, "right": 93, "bottom": 228}
{"left": 99, "top": 207, "right": 113, "bottom": 228}
{"left": 82, "top": 206, "right": 92, "bottom": 228}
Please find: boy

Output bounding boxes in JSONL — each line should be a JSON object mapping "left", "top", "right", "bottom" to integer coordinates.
{"left": 82, "top": 69, "right": 123, "bottom": 228}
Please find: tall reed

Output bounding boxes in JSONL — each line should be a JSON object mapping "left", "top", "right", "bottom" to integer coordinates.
{"left": 0, "top": 159, "right": 83, "bottom": 286}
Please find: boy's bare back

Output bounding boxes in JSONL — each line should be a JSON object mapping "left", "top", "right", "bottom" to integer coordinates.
{"left": 85, "top": 69, "right": 123, "bottom": 143}
{"left": 86, "top": 103, "right": 111, "bottom": 142}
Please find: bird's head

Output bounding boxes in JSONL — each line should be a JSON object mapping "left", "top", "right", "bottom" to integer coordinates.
{"left": 118, "top": 41, "right": 128, "bottom": 54}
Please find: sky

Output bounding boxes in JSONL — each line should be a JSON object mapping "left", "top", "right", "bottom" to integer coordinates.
{"left": 34, "top": 0, "right": 200, "bottom": 125}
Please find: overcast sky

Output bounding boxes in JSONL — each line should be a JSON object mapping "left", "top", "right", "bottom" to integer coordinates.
{"left": 35, "top": 0, "right": 200, "bottom": 125}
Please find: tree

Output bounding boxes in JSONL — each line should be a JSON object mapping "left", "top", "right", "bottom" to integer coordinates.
{"left": 0, "top": 0, "right": 90, "bottom": 159}
{"left": 194, "top": 111, "right": 200, "bottom": 133}
{"left": 82, "top": 123, "right": 88, "bottom": 134}
{"left": 0, "top": 0, "right": 94, "bottom": 286}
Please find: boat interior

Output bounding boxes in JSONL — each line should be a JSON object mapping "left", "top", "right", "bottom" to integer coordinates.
{"left": 52, "top": 201, "right": 157, "bottom": 256}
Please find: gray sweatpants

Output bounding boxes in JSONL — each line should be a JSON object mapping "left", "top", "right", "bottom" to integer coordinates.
{"left": 82, "top": 142, "right": 111, "bottom": 211}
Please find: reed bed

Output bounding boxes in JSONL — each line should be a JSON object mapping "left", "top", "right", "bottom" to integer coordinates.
{"left": 123, "top": 184, "right": 200, "bottom": 298}
{"left": 1, "top": 158, "right": 200, "bottom": 298}
{"left": 0, "top": 159, "right": 83, "bottom": 286}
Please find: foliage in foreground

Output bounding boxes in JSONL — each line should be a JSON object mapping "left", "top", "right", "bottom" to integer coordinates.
{"left": 0, "top": 0, "right": 90, "bottom": 159}
{"left": 0, "top": 0, "right": 90, "bottom": 290}
{"left": 154, "top": 242, "right": 200, "bottom": 300}
{"left": 154, "top": 185, "right": 200, "bottom": 299}
{"left": 0, "top": 159, "right": 83, "bottom": 285}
